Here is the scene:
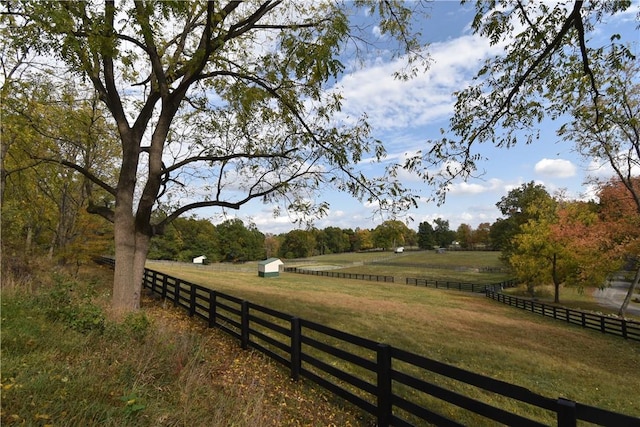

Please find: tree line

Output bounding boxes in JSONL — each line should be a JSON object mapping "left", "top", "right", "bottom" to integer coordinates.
{"left": 147, "top": 215, "right": 492, "bottom": 262}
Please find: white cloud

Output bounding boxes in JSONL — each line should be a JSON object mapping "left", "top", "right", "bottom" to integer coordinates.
{"left": 330, "top": 33, "right": 503, "bottom": 133}
{"left": 448, "top": 178, "right": 505, "bottom": 196}
{"left": 534, "top": 158, "right": 577, "bottom": 178}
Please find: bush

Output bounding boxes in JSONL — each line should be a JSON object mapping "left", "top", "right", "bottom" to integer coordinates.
{"left": 39, "top": 274, "right": 106, "bottom": 333}
{"left": 106, "top": 311, "right": 152, "bottom": 341}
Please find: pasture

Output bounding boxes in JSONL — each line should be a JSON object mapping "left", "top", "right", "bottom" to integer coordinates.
{"left": 146, "top": 251, "right": 640, "bottom": 421}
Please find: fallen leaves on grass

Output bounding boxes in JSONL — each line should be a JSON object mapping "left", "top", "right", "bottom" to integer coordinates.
{"left": 140, "top": 291, "right": 373, "bottom": 426}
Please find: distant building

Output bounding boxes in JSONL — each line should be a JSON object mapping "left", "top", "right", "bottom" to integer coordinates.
{"left": 193, "top": 255, "right": 207, "bottom": 264}
{"left": 258, "top": 258, "right": 284, "bottom": 278}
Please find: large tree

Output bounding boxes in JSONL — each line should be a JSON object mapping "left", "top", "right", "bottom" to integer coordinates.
{"left": 416, "top": 221, "right": 435, "bottom": 249}
{"left": 508, "top": 198, "right": 568, "bottom": 302}
{"left": 432, "top": 218, "right": 455, "bottom": 248}
{"left": 2, "top": 1, "right": 428, "bottom": 313}
{"left": 559, "top": 60, "right": 640, "bottom": 314}
{"left": 372, "top": 219, "right": 412, "bottom": 250}
{"left": 493, "top": 182, "right": 553, "bottom": 259}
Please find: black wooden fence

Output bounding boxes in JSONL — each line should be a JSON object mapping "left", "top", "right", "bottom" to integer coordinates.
{"left": 284, "top": 266, "right": 394, "bottom": 282}
{"left": 485, "top": 290, "right": 640, "bottom": 342}
{"left": 405, "top": 277, "right": 518, "bottom": 293}
{"left": 294, "top": 268, "right": 639, "bottom": 344}
{"left": 93, "top": 259, "right": 640, "bottom": 426}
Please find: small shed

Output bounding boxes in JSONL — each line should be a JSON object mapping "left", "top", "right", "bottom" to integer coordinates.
{"left": 258, "top": 258, "right": 284, "bottom": 278}
{"left": 193, "top": 255, "right": 207, "bottom": 264}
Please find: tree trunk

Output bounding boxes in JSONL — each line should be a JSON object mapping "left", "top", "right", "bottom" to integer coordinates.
{"left": 552, "top": 253, "right": 560, "bottom": 303}
{"left": 133, "top": 231, "right": 150, "bottom": 300}
{"left": 112, "top": 210, "right": 139, "bottom": 313}
{"left": 618, "top": 266, "right": 640, "bottom": 317}
{"left": 25, "top": 226, "right": 33, "bottom": 254}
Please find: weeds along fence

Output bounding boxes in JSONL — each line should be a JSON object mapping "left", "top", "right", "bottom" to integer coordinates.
{"left": 284, "top": 266, "right": 394, "bottom": 282}
{"left": 94, "top": 258, "right": 639, "bottom": 426}
{"left": 485, "top": 290, "right": 640, "bottom": 342}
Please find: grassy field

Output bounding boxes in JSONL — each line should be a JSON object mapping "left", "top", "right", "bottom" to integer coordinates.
{"left": 146, "top": 252, "right": 640, "bottom": 424}
{"left": 289, "top": 250, "right": 512, "bottom": 284}
{"left": 5, "top": 253, "right": 637, "bottom": 426}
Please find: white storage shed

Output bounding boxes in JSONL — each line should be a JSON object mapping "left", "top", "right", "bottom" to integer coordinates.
{"left": 258, "top": 258, "right": 284, "bottom": 278}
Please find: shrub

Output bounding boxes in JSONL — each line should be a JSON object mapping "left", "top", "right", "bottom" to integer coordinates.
{"left": 39, "top": 274, "right": 106, "bottom": 333}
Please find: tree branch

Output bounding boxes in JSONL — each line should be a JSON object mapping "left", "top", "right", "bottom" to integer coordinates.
{"left": 86, "top": 203, "right": 115, "bottom": 223}
{"left": 31, "top": 155, "right": 117, "bottom": 197}
{"left": 162, "top": 148, "right": 296, "bottom": 176}
{"left": 463, "top": 1, "right": 587, "bottom": 148}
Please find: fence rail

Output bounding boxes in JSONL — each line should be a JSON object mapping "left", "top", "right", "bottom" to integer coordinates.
{"left": 405, "top": 277, "right": 518, "bottom": 293}
{"left": 284, "top": 266, "right": 394, "bottom": 282}
{"left": 485, "top": 290, "right": 640, "bottom": 342}
{"left": 93, "top": 258, "right": 639, "bottom": 426}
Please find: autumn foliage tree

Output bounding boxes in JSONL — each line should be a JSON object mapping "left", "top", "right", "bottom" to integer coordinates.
{"left": 597, "top": 178, "right": 640, "bottom": 316}
{"left": 507, "top": 180, "right": 639, "bottom": 307}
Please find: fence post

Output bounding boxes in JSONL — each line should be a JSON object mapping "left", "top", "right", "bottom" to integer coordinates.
{"left": 377, "top": 344, "right": 392, "bottom": 427}
{"left": 161, "top": 274, "right": 168, "bottom": 300}
{"left": 557, "top": 398, "right": 577, "bottom": 427}
{"left": 208, "top": 290, "right": 217, "bottom": 328}
{"left": 241, "top": 301, "right": 249, "bottom": 350}
{"left": 622, "top": 319, "right": 627, "bottom": 339}
{"left": 189, "top": 285, "right": 196, "bottom": 317}
{"left": 291, "top": 317, "right": 301, "bottom": 381}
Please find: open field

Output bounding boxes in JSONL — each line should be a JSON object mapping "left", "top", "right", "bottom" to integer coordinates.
{"left": 284, "top": 250, "right": 511, "bottom": 284}
{"left": 146, "top": 257, "right": 640, "bottom": 421}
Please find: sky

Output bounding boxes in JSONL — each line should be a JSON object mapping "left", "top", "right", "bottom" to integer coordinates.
{"left": 207, "top": 1, "right": 640, "bottom": 235}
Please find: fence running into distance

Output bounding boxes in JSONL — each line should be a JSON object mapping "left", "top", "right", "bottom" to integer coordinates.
{"left": 486, "top": 290, "right": 640, "bottom": 342}
{"left": 405, "top": 277, "right": 518, "bottom": 293}
{"left": 284, "top": 266, "right": 394, "bottom": 282}
{"left": 287, "top": 268, "right": 638, "bottom": 343}
{"left": 95, "top": 258, "right": 639, "bottom": 426}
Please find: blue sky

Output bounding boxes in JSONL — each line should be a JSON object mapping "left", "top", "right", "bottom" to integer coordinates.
{"left": 210, "top": 1, "right": 639, "bottom": 235}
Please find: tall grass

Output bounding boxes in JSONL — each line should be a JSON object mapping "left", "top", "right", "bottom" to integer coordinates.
{"left": 0, "top": 266, "right": 369, "bottom": 426}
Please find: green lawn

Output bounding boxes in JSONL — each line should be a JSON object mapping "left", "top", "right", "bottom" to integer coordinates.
{"left": 147, "top": 258, "right": 640, "bottom": 423}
